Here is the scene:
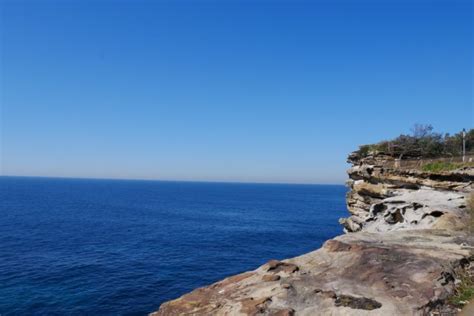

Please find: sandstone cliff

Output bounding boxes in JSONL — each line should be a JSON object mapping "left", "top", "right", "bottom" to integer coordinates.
{"left": 151, "top": 153, "right": 474, "bottom": 316}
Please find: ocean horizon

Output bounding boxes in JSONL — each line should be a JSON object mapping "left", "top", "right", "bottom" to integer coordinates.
{"left": 0, "top": 175, "right": 345, "bottom": 186}
{"left": 0, "top": 176, "right": 348, "bottom": 315}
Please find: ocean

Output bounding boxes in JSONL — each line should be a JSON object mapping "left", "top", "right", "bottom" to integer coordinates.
{"left": 0, "top": 176, "right": 348, "bottom": 315}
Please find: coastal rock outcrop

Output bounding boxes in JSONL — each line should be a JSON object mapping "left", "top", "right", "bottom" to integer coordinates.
{"left": 341, "top": 154, "right": 473, "bottom": 234}
{"left": 151, "top": 153, "right": 474, "bottom": 316}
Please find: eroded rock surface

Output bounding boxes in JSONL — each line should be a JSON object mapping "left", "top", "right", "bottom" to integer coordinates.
{"left": 341, "top": 154, "right": 473, "bottom": 234}
{"left": 151, "top": 153, "right": 474, "bottom": 316}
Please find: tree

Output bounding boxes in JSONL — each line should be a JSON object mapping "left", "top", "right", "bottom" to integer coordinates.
{"left": 391, "top": 134, "right": 419, "bottom": 160}
{"left": 410, "top": 124, "right": 434, "bottom": 139}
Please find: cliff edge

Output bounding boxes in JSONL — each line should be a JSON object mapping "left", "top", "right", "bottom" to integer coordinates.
{"left": 151, "top": 153, "right": 474, "bottom": 316}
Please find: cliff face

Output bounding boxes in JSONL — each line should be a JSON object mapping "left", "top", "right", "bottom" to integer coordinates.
{"left": 151, "top": 153, "right": 474, "bottom": 316}
{"left": 341, "top": 153, "right": 472, "bottom": 234}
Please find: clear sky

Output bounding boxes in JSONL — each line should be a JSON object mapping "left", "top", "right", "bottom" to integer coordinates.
{"left": 1, "top": 0, "right": 472, "bottom": 184}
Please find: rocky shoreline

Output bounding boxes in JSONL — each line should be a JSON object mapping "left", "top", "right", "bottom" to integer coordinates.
{"left": 152, "top": 153, "right": 474, "bottom": 315}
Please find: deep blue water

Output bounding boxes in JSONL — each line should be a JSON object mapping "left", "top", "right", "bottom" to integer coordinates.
{"left": 0, "top": 176, "right": 348, "bottom": 315}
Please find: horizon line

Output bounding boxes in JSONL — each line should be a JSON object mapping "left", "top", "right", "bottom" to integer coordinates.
{"left": 0, "top": 174, "right": 346, "bottom": 186}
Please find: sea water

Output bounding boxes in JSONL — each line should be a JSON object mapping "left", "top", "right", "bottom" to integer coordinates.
{"left": 0, "top": 177, "right": 347, "bottom": 315}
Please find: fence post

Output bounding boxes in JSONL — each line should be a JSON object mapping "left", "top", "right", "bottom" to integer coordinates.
{"left": 462, "top": 128, "right": 466, "bottom": 162}
{"left": 394, "top": 159, "right": 400, "bottom": 168}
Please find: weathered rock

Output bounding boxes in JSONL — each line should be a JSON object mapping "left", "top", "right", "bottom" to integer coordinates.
{"left": 334, "top": 295, "right": 382, "bottom": 310}
{"left": 342, "top": 154, "right": 472, "bottom": 233}
{"left": 266, "top": 260, "right": 299, "bottom": 274}
{"left": 262, "top": 274, "right": 280, "bottom": 282}
{"left": 240, "top": 297, "right": 272, "bottom": 315}
{"left": 270, "top": 308, "right": 294, "bottom": 316}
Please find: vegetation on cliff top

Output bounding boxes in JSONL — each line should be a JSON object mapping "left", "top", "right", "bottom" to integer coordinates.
{"left": 421, "top": 161, "right": 474, "bottom": 173}
{"left": 448, "top": 193, "right": 474, "bottom": 308}
{"left": 355, "top": 125, "right": 474, "bottom": 160}
{"left": 449, "top": 270, "right": 474, "bottom": 308}
{"left": 468, "top": 193, "right": 474, "bottom": 234}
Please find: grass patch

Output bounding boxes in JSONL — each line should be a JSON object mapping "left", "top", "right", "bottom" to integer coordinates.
{"left": 449, "top": 270, "right": 474, "bottom": 307}
{"left": 450, "top": 193, "right": 474, "bottom": 308}
{"left": 469, "top": 193, "right": 474, "bottom": 233}
{"left": 421, "top": 161, "right": 474, "bottom": 172}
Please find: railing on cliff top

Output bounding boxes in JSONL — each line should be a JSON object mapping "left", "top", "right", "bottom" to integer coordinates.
{"left": 382, "top": 154, "right": 474, "bottom": 170}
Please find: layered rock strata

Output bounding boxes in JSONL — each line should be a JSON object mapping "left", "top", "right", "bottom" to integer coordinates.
{"left": 152, "top": 153, "right": 474, "bottom": 316}
{"left": 341, "top": 153, "right": 472, "bottom": 233}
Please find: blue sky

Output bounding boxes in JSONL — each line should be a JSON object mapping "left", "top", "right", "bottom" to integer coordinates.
{"left": 1, "top": 0, "right": 472, "bottom": 184}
